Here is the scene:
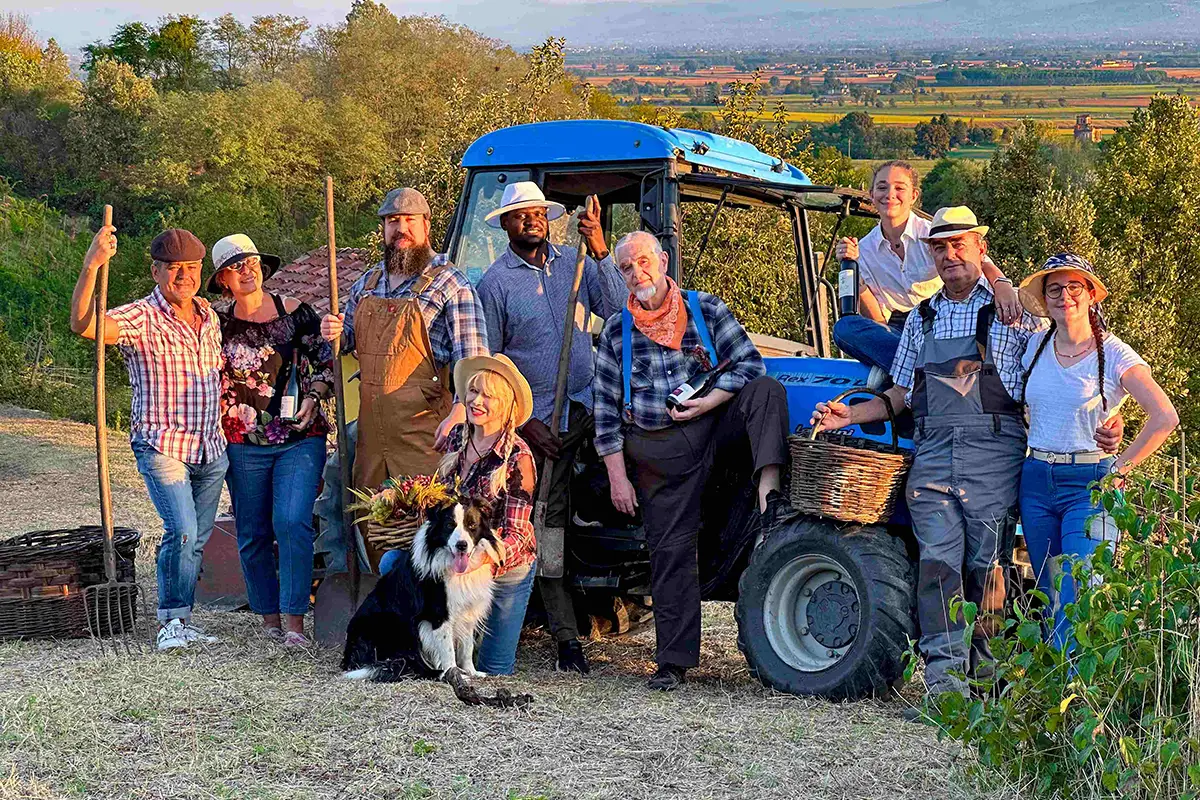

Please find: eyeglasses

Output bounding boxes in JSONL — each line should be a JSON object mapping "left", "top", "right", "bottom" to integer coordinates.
{"left": 1044, "top": 281, "right": 1088, "bottom": 299}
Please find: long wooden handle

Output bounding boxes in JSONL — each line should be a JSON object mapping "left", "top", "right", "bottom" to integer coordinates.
{"left": 325, "top": 177, "right": 360, "bottom": 591}
{"left": 95, "top": 205, "right": 116, "bottom": 581}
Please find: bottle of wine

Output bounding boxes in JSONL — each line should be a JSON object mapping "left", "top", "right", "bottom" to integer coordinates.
{"left": 666, "top": 359, "right": 733, "bottom": 412}
{"left": 838, "top": 258, "right": 859, "bottom": 316}
{"left": 278, "top": 349, "right": 301, "bottom": 424}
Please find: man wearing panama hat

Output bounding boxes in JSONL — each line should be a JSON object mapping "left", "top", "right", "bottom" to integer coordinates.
{"left": 811, "top": 206, "right": 1122, "bottom": 712}
{"left": 476, "top": 181, "right": 626, "bottom": 675}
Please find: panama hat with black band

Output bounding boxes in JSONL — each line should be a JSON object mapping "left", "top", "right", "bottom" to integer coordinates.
{"left": 920, "top": 206, "right": 990, "bottom": 241}
{"left": 205, "top": 233, "right": 283, "bottom": 294}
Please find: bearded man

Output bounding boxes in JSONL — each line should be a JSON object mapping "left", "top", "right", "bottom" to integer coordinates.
{"left": 321, "top": 187, "right": 488, "bottom": 569}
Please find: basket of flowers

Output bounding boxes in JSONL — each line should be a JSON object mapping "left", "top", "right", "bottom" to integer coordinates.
{"left": 349, "top": 474, "right": 457, "bottom": 552}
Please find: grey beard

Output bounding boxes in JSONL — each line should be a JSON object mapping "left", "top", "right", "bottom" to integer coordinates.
{"left": 385, "top": 242, "right": 434, "bottom": 278}
{"left": 635, "top": 285, "right": 657, "bottom": 303}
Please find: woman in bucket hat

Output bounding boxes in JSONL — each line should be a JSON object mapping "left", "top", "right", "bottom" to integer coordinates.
{"left": 1017, "top": 253, "right": 1178, "bottom": 651}
{"left": 377, "top": 353, "right": 539, "bottom": 675}
{"left": 211, "top": 233, "right": 336, "bottom": 648}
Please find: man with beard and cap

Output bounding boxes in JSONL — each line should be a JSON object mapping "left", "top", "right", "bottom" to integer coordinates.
{"left": 475, "top": 182, "right": 626, "bottom": 675}
{"left": 321, "top": 187, "right": 487, "bottom": 570}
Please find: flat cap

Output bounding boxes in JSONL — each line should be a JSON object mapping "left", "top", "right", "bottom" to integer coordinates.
{"left": 377, "top": 187, "right": 431, "bottom": 218}
{"left": 150, "top": 228, "right": 206, "bottom": 263}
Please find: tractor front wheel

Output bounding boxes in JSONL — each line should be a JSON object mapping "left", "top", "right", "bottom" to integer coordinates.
{"left": 735, "top": 517, "right": 916, "bottom": 701}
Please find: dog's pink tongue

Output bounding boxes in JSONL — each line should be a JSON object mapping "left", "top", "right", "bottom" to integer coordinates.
{"left": 453, "top": 552, "right": 470, "bottom": 574}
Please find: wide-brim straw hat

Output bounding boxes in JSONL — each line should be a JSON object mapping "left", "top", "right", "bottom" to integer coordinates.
{"left": 1018, "top": 253, "right": 1109, "bottom": 318}
{"left": 206, "top": 233, "right": 282, "bottom": 294}
{"left": 453, "top": 353, "right": 534, "bottom": 428}
{"left": 921, "top": 205, "right": 989, "bottom": 241}
{"left": 483, "top": 181, "right": 566, "bottom": 229}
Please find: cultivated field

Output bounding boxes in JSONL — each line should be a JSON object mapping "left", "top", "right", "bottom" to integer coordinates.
{"left": 0, "top": 406, "right": 1004, "bottom": 800}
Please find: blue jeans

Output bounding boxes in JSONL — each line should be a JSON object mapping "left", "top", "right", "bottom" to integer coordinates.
{"left": 378, "top": 553, "right": 537, "bottom": 676}
{"left": 1019, "top": 457, "right": 1119, "bottom": 651}
{"left": 833, "top": 314, "right": 905, "bottom": 372}
{"left": 227, "top": 438, "right": 326, "bottom": 616}
{"left": 132, "top": 442, "right": 229, "bottom": 622}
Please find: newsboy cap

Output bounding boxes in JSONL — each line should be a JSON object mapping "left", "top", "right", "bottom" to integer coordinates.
{"left": 150, "top": 228, "right": 206, "bottom": 263}
{"left": 377, "top": 187, "right": 431, "bottom": 218}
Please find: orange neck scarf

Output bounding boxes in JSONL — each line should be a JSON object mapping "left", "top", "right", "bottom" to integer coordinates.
{"left": 626, "top": 277, "right": 686, "bottom": 350}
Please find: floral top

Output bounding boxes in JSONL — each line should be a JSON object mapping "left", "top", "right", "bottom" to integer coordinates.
{"left": 218, "top": 295, "right": 335, "bottom": 446}
{"left": 442, "top": 424, "right": 537, "bottom": 578}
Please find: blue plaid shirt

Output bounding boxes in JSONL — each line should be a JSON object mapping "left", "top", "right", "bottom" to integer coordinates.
{"left": 342, "top": 255, "right": 488, "bottom": 370}
{"left": 891, "top": 277, "right": 1048, "bottom": 404}
{"left": 478, "top": 244, "right": 625, "bottom": 429}
{"left": 593, "top": 291, "right": 764, "bottom": 457}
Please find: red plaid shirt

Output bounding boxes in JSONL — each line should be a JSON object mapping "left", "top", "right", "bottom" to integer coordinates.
{"left": 445, "top": 425, "right": 536, "bottom": 577}
{"left": 109, "top": 287, "right": 225, "bottom": 464}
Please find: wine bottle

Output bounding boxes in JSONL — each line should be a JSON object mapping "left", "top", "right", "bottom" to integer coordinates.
{"left": 278, "top": 349, "right": 301, "bottom": 424}
{"left": 838, "top": 258, "right": 859, "bottom": 316}
{"left": 666, "top": 359, "right": 732, "bottom": 412}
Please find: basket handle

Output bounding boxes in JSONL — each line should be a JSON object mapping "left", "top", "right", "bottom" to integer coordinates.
{"left": 811, "top": 387, "right": 901, "bottom": 453}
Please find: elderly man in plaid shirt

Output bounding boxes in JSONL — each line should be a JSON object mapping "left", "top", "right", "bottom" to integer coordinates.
{"left": 593, "top": 231, "right": 792, "bottom": 691}
{"left": 70, "top": 225, "right": 226, "bottom": 651}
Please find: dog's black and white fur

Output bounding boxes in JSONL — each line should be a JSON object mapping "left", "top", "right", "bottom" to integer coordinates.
{"left": 342, "top": 501, "right": 501, "bottom": 682}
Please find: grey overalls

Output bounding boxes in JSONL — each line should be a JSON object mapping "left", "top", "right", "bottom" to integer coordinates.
{"left": 907, "top": 299, "right": 1026, "bottom": 696}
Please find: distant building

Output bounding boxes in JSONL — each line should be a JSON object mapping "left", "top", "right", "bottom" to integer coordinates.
{"left": 1074, "top": 114, "right": 1100, "bottom": 144}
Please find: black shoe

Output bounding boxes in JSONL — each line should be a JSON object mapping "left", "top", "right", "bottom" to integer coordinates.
{"left": 647, "top": 664, "right": 687, "bottom": 691}
{"left": 901, "top": 706, "right": 931, "bottom": 725}
{"left": 556, "top": 640, "right": 591, "bottom": 675}
{"left": 760, "top": 489, "right": 794, "bottom": 533}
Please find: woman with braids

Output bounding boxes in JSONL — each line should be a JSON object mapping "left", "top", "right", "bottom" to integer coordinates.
{"left": 833, "top": 160, "right": 1021, "bottom": 382}
{"left": 1017, "top": 253, "right": 1178, "bottom": 650}
{"left": 377, "top": 353, "right": 538, "bottom": 675}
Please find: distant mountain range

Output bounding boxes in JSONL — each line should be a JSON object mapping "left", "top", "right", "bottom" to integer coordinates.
{"left": 487, "top": 0, "right": 1200, "bottom": 47}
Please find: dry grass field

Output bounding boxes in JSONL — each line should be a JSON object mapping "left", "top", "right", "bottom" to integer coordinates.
{"left": 0, "top": 406, "right": 1008, "bottom": 800}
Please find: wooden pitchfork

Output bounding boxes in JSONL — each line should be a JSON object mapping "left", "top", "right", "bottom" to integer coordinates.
{"left": 84, "top": 205, "right": 150, "bottom": 652}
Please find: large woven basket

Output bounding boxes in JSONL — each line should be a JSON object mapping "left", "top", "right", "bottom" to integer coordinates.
{"left": 364, "top": 516, "right": 423, "bottom": 552}
{"left": 789, "top": 388, "right": 913, "bottom": 525}
{"left": 0, "top": 526, "right": 140, "bottom": 640}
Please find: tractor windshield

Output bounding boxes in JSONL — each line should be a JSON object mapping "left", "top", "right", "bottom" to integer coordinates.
{"left": 452, "top": 168, "right": 531, "bottom": 284}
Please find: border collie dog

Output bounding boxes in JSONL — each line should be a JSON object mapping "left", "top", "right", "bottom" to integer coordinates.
{"left": 342, "top": 501, "right": 501, "bottom": 681}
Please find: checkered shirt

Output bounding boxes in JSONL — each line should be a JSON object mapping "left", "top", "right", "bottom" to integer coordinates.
{"left": 593, "top": 291, "right": 765, "bottom": 457}
{"left": 108, "top": 287, "right": 226, "bottom": 463}
{"left": 890, "top": 277, "right": 1049, "bottom": 404}
{"left": 342, "top": 255, "right": 488, "bottom": 369}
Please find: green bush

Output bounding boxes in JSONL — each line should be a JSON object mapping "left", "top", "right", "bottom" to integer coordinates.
{"left": 922, "top": 478, "right": 1200, "bottom": 798}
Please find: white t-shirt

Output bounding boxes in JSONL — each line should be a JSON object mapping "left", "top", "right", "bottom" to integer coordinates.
{"left": 856, "top": 214, "right": 942, "bottom": 320}
{"left": 1022, "top": 330, "right": 1147, "bottom": 453}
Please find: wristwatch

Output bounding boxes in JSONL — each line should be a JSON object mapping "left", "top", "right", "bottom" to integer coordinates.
{"left": 1108, "top": 463, "right": 1128, "bottom": 478}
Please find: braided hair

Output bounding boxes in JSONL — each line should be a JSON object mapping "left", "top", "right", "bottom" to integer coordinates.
{"left": 1022, "top": 320, "right": 1056, "bottom": 389}
{"left": 1090, "top": 305, "right": 1108, "bottom": 412}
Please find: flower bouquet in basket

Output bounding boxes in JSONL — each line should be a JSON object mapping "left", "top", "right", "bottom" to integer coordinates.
{"left": 348, "top": 474, "right": 457, "bottom": 550}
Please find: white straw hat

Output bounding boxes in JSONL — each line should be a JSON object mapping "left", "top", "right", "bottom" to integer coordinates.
{"left": 483, "top": 181, "right": 566, "bottom": 229}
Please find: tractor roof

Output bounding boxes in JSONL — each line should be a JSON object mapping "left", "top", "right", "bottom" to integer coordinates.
{"left": 462, "top": 119, "right": 814, "bottom": 188}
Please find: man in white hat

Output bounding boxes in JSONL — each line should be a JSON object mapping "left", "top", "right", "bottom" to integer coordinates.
{"left": 811, "top": 206, "right": 1122, "bottom": 714}
{"left": 320, "top": 187, "right": 488, "bottom": 570}
{"left": 474, "top": 181, "right": 625, "bottom": 674}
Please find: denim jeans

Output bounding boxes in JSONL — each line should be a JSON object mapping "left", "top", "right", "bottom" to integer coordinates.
{"left": 226, "top": 438, "right": 326, "bottom": 616}
{"left": 132, "top": 441, "right": 228, "bottom": 622}
{"left": 377, "top": 554, "right": 537, "bottom": 675}
{"left": 1019, "top": 457, "right": 1119, "bottom": 651}
{"left": 833, "top": 313, "right": 906, "bottom": 372}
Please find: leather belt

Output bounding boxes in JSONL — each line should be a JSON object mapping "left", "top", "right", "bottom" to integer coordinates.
{"left": 1029, "top": 448, "right": 1108, "bottom": 465}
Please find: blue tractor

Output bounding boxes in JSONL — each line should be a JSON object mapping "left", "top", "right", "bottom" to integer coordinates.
{"left": 445, "top": 120, "right": 918, "bottom": 701}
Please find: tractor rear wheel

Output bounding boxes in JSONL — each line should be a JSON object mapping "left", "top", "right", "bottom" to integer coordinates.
{"left": 735, "top": 517, "right": 916, "bottom": 701}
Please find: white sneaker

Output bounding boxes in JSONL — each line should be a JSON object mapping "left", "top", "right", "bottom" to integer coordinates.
{"left": 157, "top": 619, "right": 189, "bottom": 651}
{"left": 179, "top": 622, "right": 219, "bottom": 645}
{"left": 866, "top": 365, "right": 889, "bottom": 389}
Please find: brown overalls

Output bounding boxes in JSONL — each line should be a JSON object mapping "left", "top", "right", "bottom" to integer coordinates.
{"left": 351, "top": 265, "right": 453, "bottom": 569}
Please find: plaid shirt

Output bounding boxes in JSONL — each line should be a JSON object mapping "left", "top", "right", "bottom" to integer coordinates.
{"left": 891, "top": 277, "right": 1049, "bottom": 404}
{"left": 593, "top": 291, "right": 764, "bottom": 457}
{"left": 444, "top": 424, "right": 536, "bottom": 577}
{"left": 108, "top": 287, "right": 225, "bottom": 464}
{"left": 342, "top": 254, "right": 488, "bottom": 369}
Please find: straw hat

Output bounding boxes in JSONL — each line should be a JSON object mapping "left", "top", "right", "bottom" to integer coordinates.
{"left": 453, "top": 353, "right": 534, "bottom": 427}
{"left": 206, "top": 234, "right": 282, "bottom": 294}
{"left": 1018, "top": 253, "right": 1109, "bottom": 318}
{"left": 921, "top": 206, "right": 989, "bottom": 241}
{"left": 483, "top": 181, "right": 566, "bottom": 229}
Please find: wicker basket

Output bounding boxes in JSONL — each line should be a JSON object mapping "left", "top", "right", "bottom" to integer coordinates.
{"left": 0, "top": 526, "right": 140, "bottom": 640}
{"left": 789, "top": 388, "right": 913, "bottom": 525}
{"left": 364, "top": 516, "right": 423, "bottom": 552}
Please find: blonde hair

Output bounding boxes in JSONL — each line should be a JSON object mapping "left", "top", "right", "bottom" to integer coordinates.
{"left": 438, "top": 369, "right": 520, "bottom": 498}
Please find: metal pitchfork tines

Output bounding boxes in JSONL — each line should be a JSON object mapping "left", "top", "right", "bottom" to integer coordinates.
{"left": 85, "top": 204, "right": 150, "bottom": 654}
